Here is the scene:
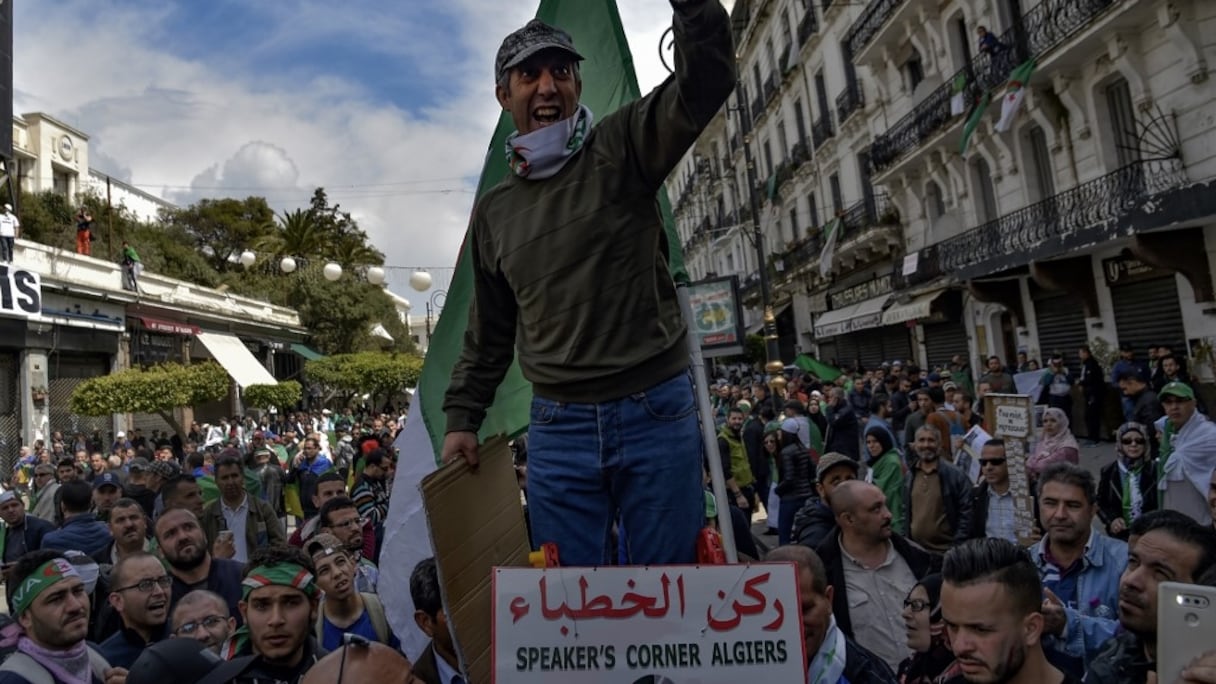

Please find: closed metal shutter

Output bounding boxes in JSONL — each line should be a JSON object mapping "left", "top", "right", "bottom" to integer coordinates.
{"left": 48, "top": 354, "right": 111, "bottom": 441}
{"left": 924, "top": 322, "right": 970, "bottom": 371}
{"left": 816, "top": 341, "right": 838, "bottom": 369}
{"left": 1111, "top": 276, "right": 1185, "bottom": 359}
{"left": 820, "top": 336, "right": 860, "bottom": 372}
{"left": 0, "top": 354, "right": 19, "bottom": 474}
{"left": 880, "top": 325, "right": 914, "bottom": 365}
{"left": 857, "top": 333, "right": 885, "bottom": 371}
{"left": 1034, "top": 293, "right": 1089, "bottom": 374}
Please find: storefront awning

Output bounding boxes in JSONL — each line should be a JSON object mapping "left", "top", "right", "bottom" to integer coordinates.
{"left": 744, "top": 302, "right": 791, "bottom": 336}
{"left": 195, "top": 332, "right": 278, "bottom": 388}
{"left": 882, "top": 290, "right": 946, "bottom": 326}
{"left": 290, "top": 343, "right": 324, "bottom": 361}
{"left": 138, "top": 316, "right": 199, "bottom": 336}
{"left": 814, "top": 295, "right": 888, "bottom": 338}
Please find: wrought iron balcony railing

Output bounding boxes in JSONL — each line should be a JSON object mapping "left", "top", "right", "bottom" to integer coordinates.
{"left": 798, "top": 9, "right": 819, "bottom": 46}
{"left": 1023, "top": 0, "right": 1122, "bottom": 57}
{"left": 844, "top": 0, "right": 905, "bottom": 59}
{"left": 739, "top": 271, "right": 762, "bottom": 302}
{"left": 837, "top": 193, "right": 893, "bottom": 240}
{"left": 764, "top": 72, "right": 779, "bottom": 103}
{"left": 811, "top": 115, "right": 835, "bottom": 150}
{"left": 835, "top": 82, "right": 865, "bottom": 125}
{"left": 791, "top": 140, "right": 810, "bottom": 168}
{"left": 869, "top": 25, "right": 1022, "bottom": 174}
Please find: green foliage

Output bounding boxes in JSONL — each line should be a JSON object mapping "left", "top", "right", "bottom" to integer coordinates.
{"left": 161, "top": 197, "right": 276, "bottom": 273}
{"left": 243, "top": 381, "right": 303, "bottom": 410}
{"left": 70, "top": 362, "right": 229, "bottom": 416}
{"left": 305, "top": 352, "right": 422, "bottom": 400}
{"left": 286, "top": 266, "right": 414, "bottom": 354}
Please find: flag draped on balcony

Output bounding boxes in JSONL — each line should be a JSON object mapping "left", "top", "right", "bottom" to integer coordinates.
{"left": 995, "top": 60, "right": 1037, "bottom": 133}
{"left": 819, "top": 217, "right": 841, "bottom": 278}
{"left": 959, "top": 91, "right": 992, "bottom": 157}
{"left": 950, "top": 72, "right": 968, "bottom": 117}
{"left": 378, "top": 0, "right": 687, "bottom": 661}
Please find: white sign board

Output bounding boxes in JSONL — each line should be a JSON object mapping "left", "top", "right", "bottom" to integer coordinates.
{"left": 0, "top": 266, "right": 41, "bottom": 317}
{"left": 995, "top": 404, "right": 1031, "bottom": 439}
{"left": 493, "top": 564, "right": 805, "bottom": 684}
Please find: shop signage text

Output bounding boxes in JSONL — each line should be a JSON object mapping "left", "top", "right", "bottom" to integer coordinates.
{"left": 1102, "top": 255, "right": 1161, "bottom": 287}
{"left": 0, "top": 266, "right": 41, "bottom": 317}
{"left": 830, "top": 273, "right": 892, "bottom": 310}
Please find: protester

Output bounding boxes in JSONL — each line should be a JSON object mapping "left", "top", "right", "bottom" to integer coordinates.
{"left": 1097, "top": 422, "right": 1157, "bottom": 540}
{"left": 968, "top": 440, "right": 1024, "bottom": 544}
{"left": 41, "top": 481, "right": 112, "bottom": 556}
{"left": 1077, "top": 346, "right": 1105, "bottom": 445}
{"left": 0, "top": 491, "right": 53, "bottom": 567}
{"left": 897, "top": 574, "right": 962, "bottom": 683}
{"left": 411, "top": 557, "right": 464, "bottom": 684}
{"left": 308, "top": 533, "right": 399, "bottom": 651}
{"left": 792, "top": 452, "right": 859, "bottom": 549}
{"left": 1026, "top": 407, "right": 1080, "bottom": 481}
{"left": 864, "top": 426, "right": 905, "bottom": 534}
{"left": 171, "top": 589, "right": 236, "bottom": 654}
{"left": 717, "top": 407, "right": 757, "bottom": 513}
{"left": 125, "top": 638, "right": 224, "bottom": 684}
{"left": 317, "top": 497, "right": 379, "bottom": 593}
{"left": 200, "top": 455, "right": 285, "bottom": 564}
{"left": 1119, "top": 368, "right": 1163, "bottom": 457}
{"left": 98, "top": 552, "right": 172, "bottom": 668}
{"left": 121, "top": 240, "right": 142, "bottom": 291}
{"left": 1158, "top": 380, "right": 1216, "bottom": 526}
{"left": 825, "top": 387, "right": 861, "bottom": 460}
{"left": 286, "top": 438, "right": 333, "bottom": 521}
{"left": 904, "top": 427, "right": 972, "bottom": 552}
{"left": 1040, "top": 355, "right": 1075, "bottom": 423}
{"left": 155, "top": 508, "right": 244, "bottom": 623}
{"left": 349, "top": 449, "right": 392, "bottom": 526}
{"left": 28, "top": 464, "right": 59, "bottom": 522}
{"left": 774, "top": 418, "right": 815, "bottom": 545}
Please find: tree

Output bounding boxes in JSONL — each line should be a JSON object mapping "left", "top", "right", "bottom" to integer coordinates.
{"left": 70, "top": 362, "right": 229, "bottom": 437}
{"left": 243, "top": 381, "right": 303, "bottom": 411}
{"left": 305, "top": 352, "right": 422, "bottom": 406}
{"left": 253, "top": 208, "right": 326, "bottom": 262}
{"left": 162, "top": 197, "right": 276, "bottom": 273}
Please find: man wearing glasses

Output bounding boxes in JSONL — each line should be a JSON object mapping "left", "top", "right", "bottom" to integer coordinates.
{"left": 99, "top": 552, "right": 173, "bottom": 668}
{"left": 968, "top": 439, "right": 1031, "bottom": 544}
{"left": 317, "top": 498, "right": 377, "bottom": 593}
{"left": 28, "top": 464, "right": 59, "bottom": 522}
{"left": 171, "top": 589, "right": 236, "bottom": 654}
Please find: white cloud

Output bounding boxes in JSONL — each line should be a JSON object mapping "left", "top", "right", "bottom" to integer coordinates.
{"left": 13, "top": 0, "right": 731, "bottom": 299}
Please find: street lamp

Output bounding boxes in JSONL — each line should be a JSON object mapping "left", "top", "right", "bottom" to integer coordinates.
{"left": 366, "top": 266, "right": 386, "bottom": 286}
{"left": 407, "top": 270, "right": 446, "bottom": 344}
{"left": 322, "top": 262, "right": 343, "bottom": 281}
{"left": 279, "top": 256, "right": 297, "bottom": 274}
{"left": 239, "top": 250, "right": 257, "bottom": 268}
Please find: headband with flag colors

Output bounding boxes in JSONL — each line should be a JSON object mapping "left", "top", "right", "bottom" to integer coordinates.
{"left": 12, "top": 558, "right": 80, "bottom": 615}
{"left": 240, "top": 563, "right": 318, "bottom": 600}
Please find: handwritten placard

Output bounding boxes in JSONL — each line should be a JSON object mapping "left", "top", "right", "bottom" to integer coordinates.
{"left": 492, "top": 564, "right": 805, "bottom": 684}
{"left": 986, "top": 394, "right": 1037, "bottom": 545}
{"left": 994, "top": 404, "right": 1030, "bottom": 439}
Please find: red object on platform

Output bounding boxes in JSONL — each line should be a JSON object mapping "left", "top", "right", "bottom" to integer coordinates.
{"left": 697, "top": 527, "right": 726, "bottom": 565}
{"left": 528, "top": 542, "right": 561, "bottom": 568}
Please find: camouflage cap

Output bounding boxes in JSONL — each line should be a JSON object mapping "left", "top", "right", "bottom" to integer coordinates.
{"left": 495, "top": 19, "right": 584, "bottom": 83}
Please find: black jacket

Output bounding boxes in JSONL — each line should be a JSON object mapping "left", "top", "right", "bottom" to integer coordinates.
{"left": 741, "top": 416, "right": 767, "bottom": 488}
{"left": 1096, "top": 460, "right": 1158, "bottom": 540}
{"left": 1, "top": 514, "right": 54, "bottom": 561}
{"left": 826, "top": 402, "right": 860, "bottom": 459}
{"left": 792, "top": 497, "right": 837, "bottom": 550}
{"left": 843, "top": 636, "right": 898, "bottom": 684}
{"left": 815, "top": 530, "right": 941, "bottom": 640}
{"left": 889, "top": 390, "right": 911, "bottom": 432}
{"left": 775, "top": 442, "right": 816, "bottom": 499}
{"left": 200, "top": 637, "right": 328, "bottom": 684}
{"left": 1083, "top": 631, "right": 1152, "bottom": 684}
{"left": 1079, "top": 357, "right": 1106, "bottom": 396}
{"left": 903, "top": 461, "right": 974, "bottom": 544}
{"left": 1128, "top": 388, "right": 1164, "bottom": 458}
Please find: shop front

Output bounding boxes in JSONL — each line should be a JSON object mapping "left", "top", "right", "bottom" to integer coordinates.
{"left": 1103, "top": 255, "right": 1186, "bottom": 358}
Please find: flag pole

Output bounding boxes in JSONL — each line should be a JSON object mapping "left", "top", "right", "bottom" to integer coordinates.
{"left": 678, "top": 283, "right": 739, "bottom": 563}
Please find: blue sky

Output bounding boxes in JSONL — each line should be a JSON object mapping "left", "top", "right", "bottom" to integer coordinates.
{"left": 12, "top": 0, "right": 689, "bottom": 296}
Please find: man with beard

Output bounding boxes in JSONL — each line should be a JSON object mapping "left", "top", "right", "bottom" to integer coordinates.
{"left": 792, "top": 453, "right": 860, "bottom": 549}
{"left": 171, "top": 590, "right": 236, "bottom": 654}
{"left": 767, "top": 544, "right": 896, "bottom": 683}
{"left": 308, "top": 533, "right": 399, "bottom": 651}
{"left": 717, "top": 407, "right": 756, "bottom": 512}
{"left": 1030, "top": 463, "right": 1126, "bottom": 678}
{"left": 904, "top": 426, "right": 973, "bottom": 552}
{"left": 155, "top": 508, "right": 244, "bottom": 624}
{"left": 200, "top": 545, "right": 327, "bottom": 684}
{"left": 0, "top": 550, "right": 120, "bottom": 683}
{"left": 1158, "top": 381, "right": 1216, "bottom": 526}
{"left": 99, "top": 552, "right": 172, "bottom": 668}
{"left": 91, "top": 473, "right": 123, "bottom": 523}
{"left": 318, "top": 497, "right": 378, "bottom": 593}
{"left": 1085, "top": 510, "right": 1216, "bottom": 683}
{"left": 90, "top": 498, "right": 154, "bottom": 642}
{"left": 939, "top": 538, "right": 1076, "bottom": 684}
{"left": 200, "top": 456, "right": 285, "bottom": 564}
{"left": 816, "top": 481, "right": 939, "bottom": 672}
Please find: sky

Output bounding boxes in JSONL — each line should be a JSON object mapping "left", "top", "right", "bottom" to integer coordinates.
{"left": 12, "top": 0, "right": 731, "bottom": 302}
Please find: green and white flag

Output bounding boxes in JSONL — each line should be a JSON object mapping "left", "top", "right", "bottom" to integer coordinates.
{"left": 379, "top": 0, "right": 688, "bottom": 662}
{"left": 959, "top": 90, "right": 992, "bottom": 157}
{"left": 819, "top": 217, "right": 841, "bottom": 278}
{"left": 949, "top": 72, "right": 968, "bottom": 116}
{"left": 995, "top": 60, "right": 1036, "bottom": 133}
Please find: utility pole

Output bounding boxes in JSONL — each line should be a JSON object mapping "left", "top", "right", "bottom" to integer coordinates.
{"left": 733, "top": 80, "right": 787, "bottom": 405}
{"left": 105, "top": 176, "right": 114, "bottom": 259}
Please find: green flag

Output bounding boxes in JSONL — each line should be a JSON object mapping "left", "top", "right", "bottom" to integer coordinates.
{"left": 794, "top": 354, "right": 843, "bottom": 382}
{"left": 959, "top": 90, "right": 992, "bottom": 157}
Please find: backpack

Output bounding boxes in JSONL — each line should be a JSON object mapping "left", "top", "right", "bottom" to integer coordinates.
{"left": 314, "top": 592, "right": 390, "bottom": 645}
{"left": 0, "top": 648, "right": 110, "bottom": 684}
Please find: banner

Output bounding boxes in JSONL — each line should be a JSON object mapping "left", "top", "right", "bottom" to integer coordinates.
{"left": 0, "top": 265, "right": 41, "bottom": 317}
{"left": 687, "top": 276, "right": 744, "bottom": 357}
{"left": 493, "top": 564, "right": 805, "bottom": 683}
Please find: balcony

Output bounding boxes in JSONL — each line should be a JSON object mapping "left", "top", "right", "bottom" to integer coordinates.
{"left": 843, "top": 0, "right": 906, "bottom": 64}
{"left": 868, "top": 25, "right": 1022, "bottom": 177}
{"left": 739, "top": 271, "right": 762, "bottom": 304}
{"left": 790, "top": 140, "right": 810, "bottom": 169}
{"left": 797, "top": 9, "right": 819, "bottom": 46}
{"left": 835, "top": 81, "right": 865, "bottom": 126}
{"left": 902, "top": 158, "right": 1187, "bottom": 286}
{"left": 763, "top": 72, "right": 779, "bottom": 104}
{"left": 1023, "top": 0, "right": 1124, "bottom": 59}
{"left": 811, "top": 115, "right": 835, "bottom": 150}
{"left": 751, "top": 94, "right": 765, "bottom": 124}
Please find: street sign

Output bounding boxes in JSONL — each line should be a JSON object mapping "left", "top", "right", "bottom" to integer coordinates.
{"left": 984, "top": 394, "right": 1038, "bottom": 546}
{"left": 493, "top": 564, "right": 805, "bottom": 684}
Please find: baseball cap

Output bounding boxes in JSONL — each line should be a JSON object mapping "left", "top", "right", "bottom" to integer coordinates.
{"left": 148, "top": 460, "right": 180, "bottom": 479}
{"left": 126, "top": 637, "right": 223, "bottom": 684}
{"left": 927, "top": 372, "right": 942, "bottom": 382}
{"left": 780, "top": 418, "right": 800, "bottom": 435}
{"left": 307, "top": 532, "right": 347, "bottom": 561}
{"left": 943, "top": 380, "right": 958, "bottom": 391}
{"left": 816, "top": 452, "right": 860, "bottom": 481}
{"left": 116, "top": 431, "right": 126, "bottom": 438}
{"left": 0, "top": 490, "right": 16, "bottom": 505}
{"left": 1160, "top": 381, "right": 1195, "bottom": 401}
{"left": 127, "top": 457, "right": 151, "bottom": 473}
{"left": 92, "top": 472, "right": 122, "bottom": 491}
{"left": 495, "top": 19, "right": 585, "bottom": 83}
{"left": 1118, "top": 366, "right": 1148, "bottom": 383}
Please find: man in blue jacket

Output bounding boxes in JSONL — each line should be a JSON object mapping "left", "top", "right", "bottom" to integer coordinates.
{"left": 0, "top": 490, "right": 54, "bottom": 567}
{"left": 40, "top": 481, "right": 113, "bottom": 557}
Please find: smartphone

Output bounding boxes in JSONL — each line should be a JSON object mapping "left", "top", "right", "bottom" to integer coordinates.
{"left": 1157, "top": 581, "right": 1216, "bottom": 683}
{"left": 217, "top": 530, "right": 234, "bottom": 544}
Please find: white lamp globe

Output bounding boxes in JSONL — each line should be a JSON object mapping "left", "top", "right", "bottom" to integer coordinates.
{"left": 323, "top": 262, "right": 343, "bottom": 282}
{"left": 280, "top": 256, "right": 297, "bottom": 274}
{"left": 239, "top": 250, "right": 256, "bottom": 268}
{"left": 409, "top": 270, "right": 433, "bottom": 291}
{"left": 366, "top": 266, "right": 386, "bottom": 285}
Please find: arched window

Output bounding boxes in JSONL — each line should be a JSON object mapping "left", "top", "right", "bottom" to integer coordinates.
{"left": 971, "top": 157, "right": 999, "bottom": 224}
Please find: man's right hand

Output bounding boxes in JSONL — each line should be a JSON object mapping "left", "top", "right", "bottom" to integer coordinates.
{"left": 442, "top": 431, "right": 480, "bottom": 468}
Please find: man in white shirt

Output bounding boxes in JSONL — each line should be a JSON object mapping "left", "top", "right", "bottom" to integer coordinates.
{"left": 0, "top": 202, "right": 19, "bottom": 262}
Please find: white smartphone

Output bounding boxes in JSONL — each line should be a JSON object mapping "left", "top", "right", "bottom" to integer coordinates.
{"left": 1157, "top": 581, "right": 1216, "bottom": 683}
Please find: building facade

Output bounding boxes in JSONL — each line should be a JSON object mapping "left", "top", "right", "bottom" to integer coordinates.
{"left": 667, "top": 0, "right": 1216, "bottom": 386}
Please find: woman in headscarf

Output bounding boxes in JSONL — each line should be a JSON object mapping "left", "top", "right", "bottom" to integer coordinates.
{"left": 897, "top": 574, "right": 960, "bottom": 684}
{"left": 1097, "top": 422, "right": 1157, "bottom": 540}
{"left": 1026, "top": 407, "right": 1080, "bottom": 481}
{"left": 864, "top": 426, "right": 905, "bottom": 534}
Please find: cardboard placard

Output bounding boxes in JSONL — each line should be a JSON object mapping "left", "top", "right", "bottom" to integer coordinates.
{"left": 984, "top": 394, "right": 1038, "bottom": 546}
{"left": 492, "top": 564, "right": 805, "bottom": 683}
{"left": 422, "top": 437, "right": 531, "bottom": 684}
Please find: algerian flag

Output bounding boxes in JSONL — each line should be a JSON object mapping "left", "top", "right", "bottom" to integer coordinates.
{"left": 959, "top": 90, "right": 992, "bottom": 157}
{"left": 758, "top": 173, "right": 781, "bottom": 241}
{"left": 950, "top": 72, "right": 968, "bottom": 116}
{"left": 995, "top": 60, "right": 1036, "bottom": 133}
{"left": 379, "top": 0, "right": 688, "bottom": 662}
{"left": 784, "top": 39, "right": 799, "bottom": 74}
{"left": 819, "top": 217, "right": 841, "bottom": 278}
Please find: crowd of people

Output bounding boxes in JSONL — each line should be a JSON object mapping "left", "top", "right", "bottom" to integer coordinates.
{"left": 706, "top": 348, "right": 1216, "bottom": 683}
{"left": 0, "top": 408, "right": 465, "bottom": 683}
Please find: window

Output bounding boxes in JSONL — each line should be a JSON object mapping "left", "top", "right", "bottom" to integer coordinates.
{"left": 972, "top": 157, "right": 999, "bottom": 223}
{"left": 829, "top": 174, "right": 843, "bottom": 215}
{"left": 1105, "top": 78, "right": 1140, "bottom": 167}
{"left": 925, "top": 181, "right": 946, "bottom": 221}
{"left": 794, "top": 100, "right": 808, "bottom": 145}
{"left": 766, "top": 39, "right": 777, "bottom": 73}
{"left": 904, "top": 50, "right": 924, "bottom": 92}
{"left": 814, "top": 71, "right": 831, "bottom": 121}
{"left": 789, "top": 207, "right": 800, "bottom": 241}
{"left": 1025, "top": 125, "right": 1055, "bottom": 202}
{"left": 808, "top": 191, "right": 821, "bottom": 229}
{"left": 763, "top": 139, "right": 774, "bottom": 178}
{"left": 777, "top": 121, "right": 789, "bottom": 159}
{"left": 952, "top": 16, "right": 973, "bottom": 69}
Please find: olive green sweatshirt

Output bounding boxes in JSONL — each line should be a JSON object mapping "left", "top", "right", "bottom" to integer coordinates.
{"left": 443, "top": 0, "right": 736, "bottom": 435}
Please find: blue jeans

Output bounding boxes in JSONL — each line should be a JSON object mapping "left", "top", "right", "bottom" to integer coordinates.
{"left": 527, "top": 371, "right": 704, "bottom": 566}
{"left": 778, "top": 495, "right": 809, "bottom": 545}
